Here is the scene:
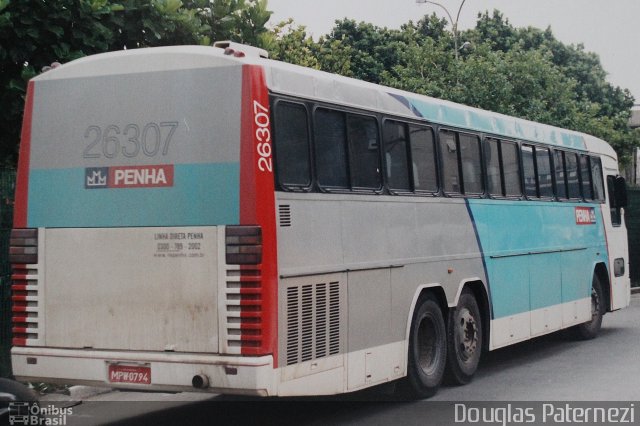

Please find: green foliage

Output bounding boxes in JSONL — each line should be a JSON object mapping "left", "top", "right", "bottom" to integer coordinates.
{"left": 0, "top": 0, "right": 272, "bottom": 164}
{"left": 267, "top": 10, "right": 637, "bottom": 164}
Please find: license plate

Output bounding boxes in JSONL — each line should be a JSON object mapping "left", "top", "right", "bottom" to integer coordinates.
{"left": 108, "top": 363, "right": 151, "bottom": 385}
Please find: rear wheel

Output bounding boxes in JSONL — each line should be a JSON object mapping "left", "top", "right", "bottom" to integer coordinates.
{"left": 571, "top": 275, "right": 605, "bottom": 340}
{"left": 402, "top": 294, "right": 447, "bottom": 399}
{"left": 445, "top": 288, "right": 482, "bottom": 385}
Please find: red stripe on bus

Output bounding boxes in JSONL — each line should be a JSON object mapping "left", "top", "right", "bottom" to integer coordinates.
{"left": 12, "top": 316, "right": 28, "bottom": 323}
{"left": 14, "top": 80, "right": 35, "bottom": 228}
{"left": 12, "top": 338, "right": 27, "bottom": 346}
{"left": 240, "top": 65, "right": 279, "bottom": 366}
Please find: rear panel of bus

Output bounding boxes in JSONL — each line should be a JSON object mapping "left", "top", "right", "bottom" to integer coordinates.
{"left": 10, "top": 47, "right": 278, "bottom": 394}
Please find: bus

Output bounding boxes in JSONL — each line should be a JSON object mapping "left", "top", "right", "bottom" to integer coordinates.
{"left": 9, "top": 41, "right": 630, "bottom": 398}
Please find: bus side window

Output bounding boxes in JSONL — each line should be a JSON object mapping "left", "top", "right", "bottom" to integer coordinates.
{"left": 580, "top": 154, "right": 593, "bottom": 200}
{"left": 273, "top": 101, "right": 311, "bottom": 188}
{"left": 591, "top": 157, "right": 605, "bottom": 202}
{"left": 502, "top": 141, "right": 522, "bottom": 197}
{"left": 607, "top": 175, "right": 622, "bottom": 226}
{"left": 522, "top": 145, "right": 537, "bottom": 198}
{"left": 383, "top": 120, "right": 410, "bottom": 191}
{"left": 459, "top": 133, "right": 483, "bottom": 195}
{"left": 314, "top": 108, "right": 349, "bottom": 189}
{"left": 566, "top": 152, "right": 581, "bottom": 199}
{"left": 554, "top": 150, "right": 568, "bottom": 200}
{"left": 439, "top": 130, "right": 460, "bottom": 194}
{"left": 536, "top": 147, "right": 553, "bottom": 198}
{"left": 347, "top": 114, "right": 382, "bottom": 190}
{"left": 485, "top": 138, "right": 501, "bottom": 196}
{"left": 409, "top": 125, "right": 438, "bottom": 193}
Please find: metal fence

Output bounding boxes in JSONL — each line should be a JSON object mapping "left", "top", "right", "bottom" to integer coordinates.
{"left": 627, "top": 188, "right": 640, "bottom": 288}
{"left": 0, "top": 168, "right": 15, "bottom": 377}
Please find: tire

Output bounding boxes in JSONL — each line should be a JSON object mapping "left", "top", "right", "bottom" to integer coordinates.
{"left": 571, "top": 274, "right": 605, "bottom": 340}
{"left": 445, "top": 288, "right": 482, "bottom": 385}
{"left": 402, "top": 294, "right": 447, "bottom": 399}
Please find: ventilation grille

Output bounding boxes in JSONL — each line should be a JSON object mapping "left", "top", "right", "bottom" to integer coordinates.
{"left": 11, "top": 265, "right": 40, "bottom": 345}
{"left": 286, "top": 281, "right": 341, "bottom": 365}
{"left": 278, "top": 205, "right": 291, "bottom": 227}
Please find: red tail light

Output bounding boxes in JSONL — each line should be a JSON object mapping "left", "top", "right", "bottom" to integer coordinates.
{"left": 9, "top": 228, "right": 38, "bottom": 264}
{"left": 226, "top": 226, "right": 262, "bottom": 264}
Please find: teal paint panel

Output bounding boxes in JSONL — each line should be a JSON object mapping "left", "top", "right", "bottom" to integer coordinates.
{"left": 561, "top": 250, "right": 593, "bottom": 302}
{"left": 488, "top": 257, "right": 530, "bottom": 317}
{"left": 467, "top": 200, "right": 607, "bottom": 318}
{"left": 27, "top": 163, "right": 240, "bottom": 227}
{"left": 529, "top": 253, "right": 562, "bottom": 311}
{"left": 402, "top": 95, "right": 587, "bottom": 150}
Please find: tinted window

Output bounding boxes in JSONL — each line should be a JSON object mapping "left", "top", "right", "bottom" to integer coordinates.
{"left": 314, "top": 108, "right": 348, "bottom": 188}
{"left": 274, "top": 102, "right": 311, "bottom": 187}
{"left": 409, "top": 126, "right": 438, "bottom": 192}
{"left": 439, "top": 131, "right": 460, "bottom": 193}
{"left": 460, "top": 134, "right": 483, "bottom": 194}
{"left": 383, "top": 120, "right": 410, "bottom": 190}
{"left": 485, "top": 139, "right": 501, "bottom": 196}
{"left": 580, "top": 155, "right": 593, "bottom": 200}
{"left": 554, "top": 150, "right": 567, "bottom": 199}
{"left": 591, "top": 157, "right": 605, "bottom": 202}
{"left": 502, "top": 142, "right": 522, "bottom": 196}
{"left": 347, "top": 114, "right": 381, "bottom": 189}
{"left": 566, "top": 152, "right": 580, "bottom": 198}
{"left": 536, "top": 147, "right": 553, "bottom": 198}
{"left": 522, "top": 145, "right": 537, "bottom": 197}
{"left": 607, "top": 175, "right": 622, "bottom": 226}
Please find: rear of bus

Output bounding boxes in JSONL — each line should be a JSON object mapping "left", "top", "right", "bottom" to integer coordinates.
{"left": 10, "top": 45, "right": 280, "bottom": 395}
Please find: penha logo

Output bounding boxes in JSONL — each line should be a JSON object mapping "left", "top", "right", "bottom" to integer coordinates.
{"left": 85, "top": 165, "right": 174, "bottom": 189}
{"left": 575, "top": 206, "right": 596, "bottom": 225}
{"left": 85, "top": 167, "right": 109, "bottom": 188}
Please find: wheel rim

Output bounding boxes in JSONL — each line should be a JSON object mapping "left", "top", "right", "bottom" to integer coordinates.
{"left": 416, "top": 314, "right": 440, "bottom": 375}
{"left": 456, "top": 308, "right": 478, "bottom": 362}
{"left": 590, "top": 286, "right": 601, "bottom": 321}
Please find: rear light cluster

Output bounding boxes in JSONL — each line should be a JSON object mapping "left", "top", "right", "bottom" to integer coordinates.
{"left": 226, "top": 226, "right": 262, "bottom": 265}
{"left": 9, "top": 228, "right": 38, "bottom": 264}
{"left": 224, "top": 225, "right": 266, "bottom": 354}
{"left": 10, "top": 228, "right": 39, "bottom": 346}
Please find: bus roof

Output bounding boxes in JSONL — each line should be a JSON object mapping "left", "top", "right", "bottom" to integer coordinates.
{"left": 35, "top": 45, "right": 617, "bottom": 160}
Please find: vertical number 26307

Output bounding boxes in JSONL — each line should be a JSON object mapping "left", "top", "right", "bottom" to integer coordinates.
{"left": 253, "top": 100, "right": 272, "bottom": 172}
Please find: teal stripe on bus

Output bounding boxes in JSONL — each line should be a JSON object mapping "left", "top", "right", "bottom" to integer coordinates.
{"left": 27, "top": 163, "right": 240, "bottom": 228}
{"left": 390, "top": 93, "right": 587, "bottom": 150}
{"left": 466, "top": 199, "right": 608, "bottom": 318}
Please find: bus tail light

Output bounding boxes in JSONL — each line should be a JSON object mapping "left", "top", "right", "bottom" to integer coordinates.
{"left": 9, "top": 228, "right": 38, "bottom": 264}
{"left": 10, "top": 228, "right": 40, "bottom": 347}
{"left": 226, "top": 226, "right": 262, "bottom": 265}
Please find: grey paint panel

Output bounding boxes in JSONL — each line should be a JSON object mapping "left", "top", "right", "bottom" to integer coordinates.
{"left": 275, "top": 193, "right": 487, "bottom": 353}
{"left": 31, "top": 67, "right": 242, "bottom": 169}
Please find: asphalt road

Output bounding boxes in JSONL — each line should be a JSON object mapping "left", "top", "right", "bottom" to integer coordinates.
{"left": 40, "top": 294, "right": 640, "bottom": 425}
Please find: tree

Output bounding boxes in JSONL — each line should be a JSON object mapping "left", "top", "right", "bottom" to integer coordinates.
{"left": 268, "top": 10, "right": 637, "bottom": 164}
{"left": 0, "top": 0, "right": 272, "bottom": 165}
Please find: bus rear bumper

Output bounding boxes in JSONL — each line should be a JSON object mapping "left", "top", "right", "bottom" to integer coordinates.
{"left": 11, "top": 347, "right": 276, "bottom": 396}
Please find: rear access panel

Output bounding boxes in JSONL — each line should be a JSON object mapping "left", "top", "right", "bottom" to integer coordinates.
{"left": 42, "top": 227, "right": 219, "bottom": 353}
